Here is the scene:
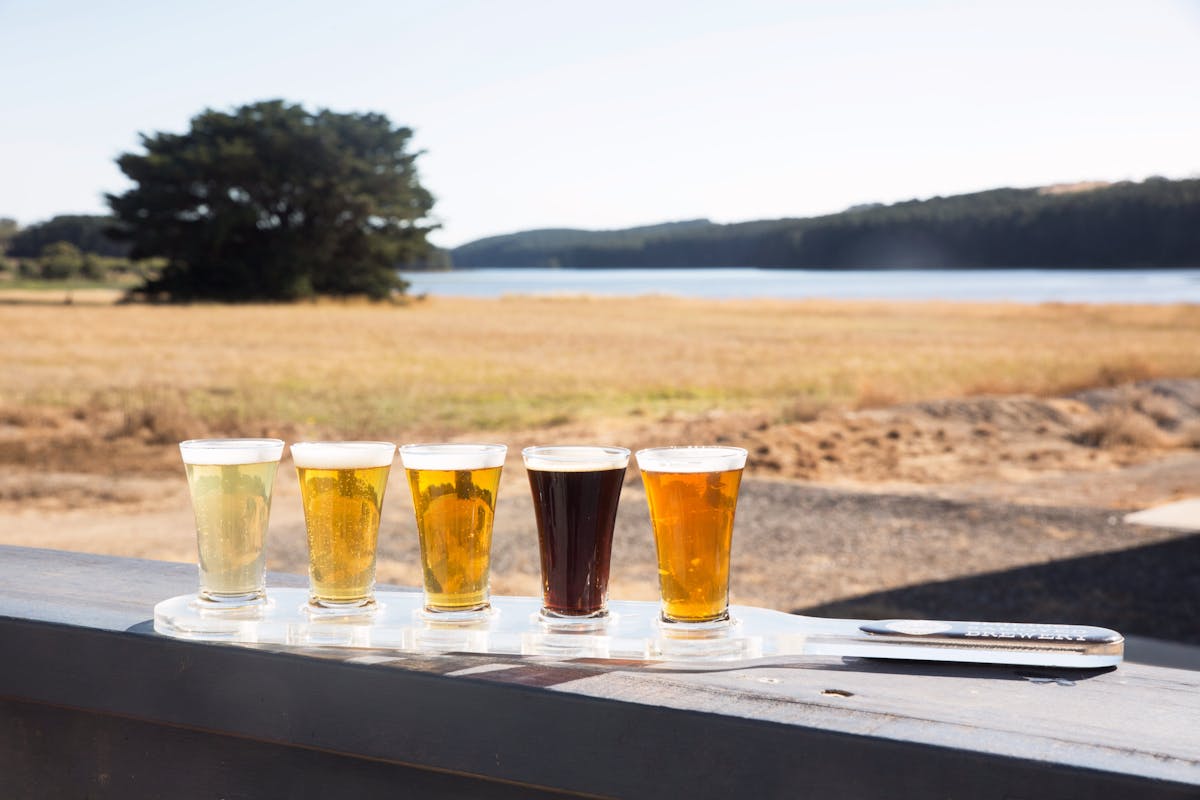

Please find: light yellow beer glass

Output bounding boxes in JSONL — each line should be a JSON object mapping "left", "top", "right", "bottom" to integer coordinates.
{"left": 399, "top": 443, "right": 506, "bottom": 620}
{"left": 636, "top": 446, "right": 748, "bottom": 627}
{"left": 292, "top": 441, "right": 395, "bottom": 614}
{"left": 180, "top": 438, "right": 285, "bottom": 608}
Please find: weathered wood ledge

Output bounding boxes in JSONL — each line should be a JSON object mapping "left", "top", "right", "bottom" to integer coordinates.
{"left": 1, "top": 545, "right": 1197, "bottom": 799}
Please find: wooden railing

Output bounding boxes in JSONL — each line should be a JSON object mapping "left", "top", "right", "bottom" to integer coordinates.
{"left": 1, "top": 544, "right": 1197, "bottom": 799}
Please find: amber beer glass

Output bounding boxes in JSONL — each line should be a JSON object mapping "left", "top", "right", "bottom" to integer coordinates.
{"left": 400, "top": 443, "right": 506, "bottom": 618}
{"left": 180, "top": 438, "right": 285, "bottom": 607}
{"left": 523, "top": 446, "right": 629, "bottom": 623}
{"left": 292, "top": 441, "right": 395, "bottom": 613}
{"left": 636, "top": 446, "right": 748, "bottom": 626}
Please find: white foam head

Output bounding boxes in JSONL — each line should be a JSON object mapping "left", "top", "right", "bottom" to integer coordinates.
{"left": 399, "top": 443, "right": 507, "bottom": 471}
{"left": 635, "top": 446, "right": 747, "bottom": 473}
{"left": 290, "top": 441, "right": 396, "bottom": 469}
{"left": 179, "top": 438, "right": 285, "bottom": 465}
{"left": 522, "top": 446, "right": 630, "bottom": 472}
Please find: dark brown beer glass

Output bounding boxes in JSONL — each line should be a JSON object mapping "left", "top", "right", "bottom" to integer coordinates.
{"left": 523, "top": 446, "right": 630, "bottom": 626}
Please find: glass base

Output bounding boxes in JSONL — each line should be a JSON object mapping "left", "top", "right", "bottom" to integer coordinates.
{"left": 306, "top": 597, "right": 379, "bottom": 619}
{"left": 654, "top": 615, "right": 753, "bottom": 659}
{"left": 657, "top": 611, "right": 732, "bottom": 634}
{"left": 538, "top": 607, "right": 612, "bottom": 632}
{"left": 191, "top": 590, "right": 270, "bottom": 614}
{"left": 417, "top": 604, "right": 494, "bottom": 625}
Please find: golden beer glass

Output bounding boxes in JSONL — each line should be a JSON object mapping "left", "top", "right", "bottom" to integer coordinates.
{"left": 636, "top": 446, "right": 747, "bottom": 627}
{"left": 399, "top": 443, "right": 506, "bottom": 620}
{"left": 292, "top": 441, "right": 395, "bottom": 614}
{"left": 179, "top": 438, "right": 285, "bottom": 608}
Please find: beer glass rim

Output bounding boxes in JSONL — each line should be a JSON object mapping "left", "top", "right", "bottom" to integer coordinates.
{"left": 522, "top": 445, "right": 630, "bottom": 471}
{"left": 290, "top": 441, "right": 396, "bottom": 469}
{"left": 179, "top": 438, "right": 285, "bottom": 465}
{"left": 635, "top": 445, "right": 748, "bottom": 473}
{"left": 399, "top": 442, "right": 507, "bottom": 470}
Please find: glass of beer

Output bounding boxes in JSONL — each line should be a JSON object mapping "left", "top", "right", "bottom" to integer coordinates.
{"left": 291, "top": 441, "right": 395, "bottom": 615}
{"left": 179, "top": 438, "right": 285, "bottom": 609}
{"left": 399, "top": 443, "right": 506, "bottom": 620}
{"left": 523, "top": 445, "right": 629, "bottom": 627}
{"left": 636, "top": 446, "right": 747, "bottom": 627}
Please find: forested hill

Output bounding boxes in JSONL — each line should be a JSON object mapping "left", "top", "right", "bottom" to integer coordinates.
{"left": 451, "top": 178, "right": 1200, "bottom": 269}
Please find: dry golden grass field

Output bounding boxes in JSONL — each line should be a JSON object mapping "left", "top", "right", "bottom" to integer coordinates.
{"left": 2, "top": 294, "right": 1198, "bottom": 441}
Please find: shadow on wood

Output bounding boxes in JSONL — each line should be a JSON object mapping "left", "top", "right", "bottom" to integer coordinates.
{"left": 797, "top": 533, "right": 1200, "bottom": 645}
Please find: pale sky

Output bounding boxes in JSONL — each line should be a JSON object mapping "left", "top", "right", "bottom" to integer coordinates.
{"left": 2, "top": 0, "right": 1198, "bottom": 248}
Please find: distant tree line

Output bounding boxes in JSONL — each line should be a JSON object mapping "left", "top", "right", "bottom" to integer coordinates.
{"left": 0, "top": 214, "right": 156, "bottom": 283}
{"left": 451, "top": 178, "right": 1200, "bottom": 269}
{"left": 5, "top": 215, "right": 130, "bottom": 258}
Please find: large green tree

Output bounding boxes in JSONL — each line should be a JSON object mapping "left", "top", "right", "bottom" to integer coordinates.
{"left": 108, "top": 100, "right": 436, "bottom": 300}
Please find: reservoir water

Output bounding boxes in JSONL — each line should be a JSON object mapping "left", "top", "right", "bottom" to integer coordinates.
{"left": 399, "top": 268, "right": 1200, "bottom": 303}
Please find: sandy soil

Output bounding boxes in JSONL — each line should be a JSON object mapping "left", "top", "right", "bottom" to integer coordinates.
{"left": 1, "top": 379, "right": 1197, "bottom": 642}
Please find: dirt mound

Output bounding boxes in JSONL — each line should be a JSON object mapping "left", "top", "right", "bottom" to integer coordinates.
{"left": 460, "top": 380, "right": 1200, "bottom": 509}
{"left": 910, "top": 396, "right": 1082, "bottom": 428}
{"left": 1073, "top": 379, "right": 1200, "bottom": 430}
{"left": 730, "top": 379, "right": 1199, "bottom": 487}
{"left": 0, "top": 399, "right": 298, "bottom": 477}
{"left": 1, "top": 379, "right": 1196, "bottom": 506}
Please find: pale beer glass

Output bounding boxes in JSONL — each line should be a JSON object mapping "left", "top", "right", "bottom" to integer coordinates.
{"left": 636, "top": 446, "right": 748, "bottom": 626}
{"left": 399, "top": 443, "right": 506, "bottom": 619}
{"left": 292, "top": 441, "right": 395, "bottom": 614}
{"left": 523, "top": 445, "right": 629, "bottom": 626}
{"left": 180, "top": 438, "right": 285, "bottom": 608}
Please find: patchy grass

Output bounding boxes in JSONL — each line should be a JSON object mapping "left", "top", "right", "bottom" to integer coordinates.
{"left": 0, "top": 296, "right": 1198, "bottom": 439}
{"left": 1071, "top": 408, "right": 1173, "bottom": 449}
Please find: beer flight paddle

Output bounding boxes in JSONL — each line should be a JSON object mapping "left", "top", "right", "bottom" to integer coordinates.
{"left": 159, "top": 438, "right": 1124, "bottom": 668}
{"left": 154, "top": 590, "right": 1123, "bottom": 668}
